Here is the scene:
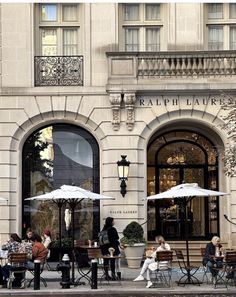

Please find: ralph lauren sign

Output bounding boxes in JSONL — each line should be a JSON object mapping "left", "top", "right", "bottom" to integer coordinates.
{"left": 138, "top": 95, "right": 230, "bottom": 107}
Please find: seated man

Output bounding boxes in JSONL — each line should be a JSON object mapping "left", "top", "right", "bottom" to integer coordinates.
{"left": 202, "top": 236, "right": 223, "bottom": 281}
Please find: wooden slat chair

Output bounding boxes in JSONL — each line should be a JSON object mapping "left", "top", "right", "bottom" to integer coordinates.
{"left": 150, "top": 250, "right": 173, "bottom": 287}
{"left": 7, "top": 252, "right": 28, "bottom": 289}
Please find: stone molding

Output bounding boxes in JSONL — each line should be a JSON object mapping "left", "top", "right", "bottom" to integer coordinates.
{"left": 124, "top": 93, "right": 136, "bottom": 131}
{"left": 109, "top": 93, "right": 122, "bottom": 131}
{"left": 109, "top": 92, "right": 137, "bottom": 131}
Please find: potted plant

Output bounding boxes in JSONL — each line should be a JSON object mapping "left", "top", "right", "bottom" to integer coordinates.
{"left": 120, "top": 221, "right": 146, "bottom": 268}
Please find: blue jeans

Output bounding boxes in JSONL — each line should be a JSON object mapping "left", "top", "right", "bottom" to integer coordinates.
{"left": 207, "top": 260, "right": 223, "bottom": 277}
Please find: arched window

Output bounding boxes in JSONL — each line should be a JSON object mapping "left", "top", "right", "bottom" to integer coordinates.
{"left": 147, "top": 130, "right": 219, "bottom": 241}
{"left": 22, "top": 124, "right": 99, "bottom": 240}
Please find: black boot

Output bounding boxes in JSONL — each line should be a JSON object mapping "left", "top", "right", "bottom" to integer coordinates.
{"left": 104, "top": 267, "right": 112, "bottom": 281}
{"left": 111, "top": 268, "right": 117, "bottom": 281}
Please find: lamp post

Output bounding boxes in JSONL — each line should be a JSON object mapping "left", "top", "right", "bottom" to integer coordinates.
{"left": 117, "top": 155, "right": 130, "bottom": 197}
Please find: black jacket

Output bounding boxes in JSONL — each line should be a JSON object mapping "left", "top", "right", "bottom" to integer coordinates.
{"left": 100, "top": 226, "right": 120, "bottom": 256}
{"left": 202, "top": 242, "right": 222, "bottom": 266}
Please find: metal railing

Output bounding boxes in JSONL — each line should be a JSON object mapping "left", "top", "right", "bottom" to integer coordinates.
{"left": 34, "top": 56, "right": 83, "bottom": 86}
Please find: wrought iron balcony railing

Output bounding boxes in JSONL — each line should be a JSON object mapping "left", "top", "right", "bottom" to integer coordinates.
{"left": 34, "top": 56, "right": 83, "bottom": 86}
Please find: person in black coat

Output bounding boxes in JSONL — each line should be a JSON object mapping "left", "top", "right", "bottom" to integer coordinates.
{"left": 202, "top": 236, "right": 223, "bottom": 278}
{"left": 100, "top": 217, "right": 120, "bottom": 280}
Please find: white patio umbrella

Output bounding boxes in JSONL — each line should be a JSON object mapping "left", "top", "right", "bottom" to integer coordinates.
{"left": 25, "top": 184, "right": 115, "bottom": 284}
{"left": 146, "top": 182, "right": 228, "bottom": 285}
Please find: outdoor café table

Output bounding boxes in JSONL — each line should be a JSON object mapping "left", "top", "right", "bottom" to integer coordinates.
{"left": 75, "top": 245, "right": 100, "bottom": 285}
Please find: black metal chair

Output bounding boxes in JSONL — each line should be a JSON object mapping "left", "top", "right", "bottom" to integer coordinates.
{"left": 175, "top": 249, "right": 201, "bottom": 286}
{"left": 225, "top": 251, "right": 236, "bottom": 286}
{"left": 200, "top": 247, "right": 211, "bottom": 284}
{"left": 27, "top": 257, "right": 48, "bottom": 287}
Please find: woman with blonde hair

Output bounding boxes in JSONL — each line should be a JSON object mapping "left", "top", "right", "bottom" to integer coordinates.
{"left": 133, "top": 235, "right": 170, "bottom": 288}
{"left": 202, "top": 236, "right": 222, "bottom": 280}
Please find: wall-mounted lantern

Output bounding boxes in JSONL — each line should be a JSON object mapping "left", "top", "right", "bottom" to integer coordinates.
{"left": 117, "top": 155, "right": 130, "bottom": 197}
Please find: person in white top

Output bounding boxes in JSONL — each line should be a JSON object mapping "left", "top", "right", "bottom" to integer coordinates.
{"left": 133, "top": 235, "right": 171, "bottom": 288}
{"left": 42, "top": 229, "right": 52, "bottom": 258}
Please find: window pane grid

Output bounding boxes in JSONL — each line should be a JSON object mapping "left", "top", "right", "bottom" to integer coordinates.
{"left": 208, "top": 3, "right": 223, "bottom": 19}
{"left": 146, "top": 28, "right": 160, "bottom": 51}
{"left": 230, "top": 3, "right": 236, "bottom": 19}
{"left": 125, "top": 28, "right": 139, "bottom": 51}
{"left": 124, "top": 4, "right": 139, "bottom": 21}
{"left": 63, "top": 4, "right": 78, "bottom": 22}
{"left": 208, "top": 27, "right": 223, "bottom": 50}
{"left": 230, "top": 27, "right": 236, "bottom": 49}
{"left": 145, "top": 4, "right": 160, "bottom": 21}
{"left": 41, "top": 4, "right": 57, "bottom": 21}
{"left": 41, "top": 29, "right": 57, "bottom": 56}
{"left": 63, "top": 29, "right": 78, "bottom": 55}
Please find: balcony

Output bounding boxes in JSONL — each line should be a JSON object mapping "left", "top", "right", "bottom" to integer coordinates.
{"left": 34, "top": 56, "right": 83, "bottom": 87}
{"left": 106, "top": 51, "right": 236, "bottom": 91}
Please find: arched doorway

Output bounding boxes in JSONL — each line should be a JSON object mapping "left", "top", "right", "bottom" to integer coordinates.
{"left": 147, "top": 130, "right": 219, "bottom": 241}
{"left": 22, "top": 123, "right": 99, "bottom": 241}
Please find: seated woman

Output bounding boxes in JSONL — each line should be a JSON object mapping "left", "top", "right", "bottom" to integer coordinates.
{"left": 133, "top": 235, "right": 170, "bottom": 288}
{"left": 202, "top": 236, "right": 223, "bottom": 280}
{"left": 26, "top": 233, "right": 48, "bottom": 269}
{"left": 0, "top": 233, "right": 25, "bottom": 287}
{"left": 42, "top": 229, "right": 51, "bottom": 259}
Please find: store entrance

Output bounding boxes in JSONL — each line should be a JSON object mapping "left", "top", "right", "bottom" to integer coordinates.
{"left": 157, "top": 166, "right": 205, "bottom": 239}
{"left": 147, "top": 130, "right": 219, "bottom": 241}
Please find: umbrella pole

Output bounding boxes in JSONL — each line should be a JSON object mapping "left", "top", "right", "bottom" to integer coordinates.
{"left": 58, "top": 202, "right": 62, "bottom": 260}
{"left": 54, "top": 199, "right": 65, "bottom": 261}
{"left": 177, "top": 197, "right": 201, "bottom": 285}
{"left": 68, "top": 199, "right": 84, "bottom": 286}
{"left": 184, "top": 199, "right": 191, "bottom": 282}
{"left": 71, "top": 201, "right": 75, "bottom": 284}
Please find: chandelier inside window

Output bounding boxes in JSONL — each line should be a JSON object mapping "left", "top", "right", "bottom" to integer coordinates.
{"left": 166, "top": 147, "right": 186, "bottom": 165}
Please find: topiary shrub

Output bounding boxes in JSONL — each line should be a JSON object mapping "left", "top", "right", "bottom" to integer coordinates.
{"left": 120, "top": 221, "right": 146, "bottom": 246}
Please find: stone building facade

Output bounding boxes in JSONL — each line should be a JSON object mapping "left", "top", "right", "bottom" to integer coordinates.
{"left": 0, "top": 3, "right": 236, "bottom": 248}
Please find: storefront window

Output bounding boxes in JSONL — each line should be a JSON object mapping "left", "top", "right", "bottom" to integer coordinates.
{"left": 147, "top": 130, "right": 219, "bottom": 240}
{"left": 22, "top": 124, "right": 99, "bottom": 241}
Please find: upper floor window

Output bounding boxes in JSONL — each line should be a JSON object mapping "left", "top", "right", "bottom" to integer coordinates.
{"left": 34, "top": 4, "right": 83, "bottom": 86}
{"left": 206, "top": 3, "right": 236, "bottom": 50}
{"left": 36, "top": 4, "right": 80, "bottom": 56}
{"left": 120, "top": 3, "right": 163, "bottom": 52}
